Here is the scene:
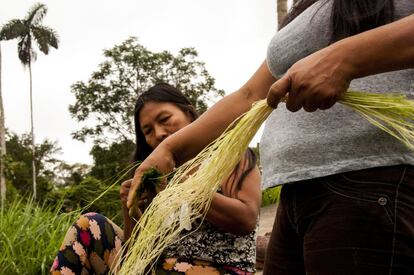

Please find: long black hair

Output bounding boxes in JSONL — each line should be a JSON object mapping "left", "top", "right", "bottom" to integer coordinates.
{"left": 133, "top": 83, "right": 257, "bottom": 194}
{"left": 279, "top": 0, "right": 394, "bottom": 42}
{"left": 226, "top": 147, "right": 258, "bottom": 198}
{"left": 133, "top": 83, "right": 198, "bottom": 162}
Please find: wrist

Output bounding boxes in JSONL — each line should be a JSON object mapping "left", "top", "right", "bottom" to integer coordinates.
{"left": 156, "top": 138, "right": 176, "bottom": 171}
{"left": 328, "top": 40, "right": 358, "bottom": 82}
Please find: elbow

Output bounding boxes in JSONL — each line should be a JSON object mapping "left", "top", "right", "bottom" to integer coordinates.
{"left": 231, "top": 203, "right": 260, "bottom": 235}
{"left": 238, "top": 218, "right": 257, "bottom": 236}
{"left": 229, "top": 213, "right": 258, "bottom": 236}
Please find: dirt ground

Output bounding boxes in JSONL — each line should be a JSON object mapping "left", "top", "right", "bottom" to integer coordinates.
{"left": 256, "top": 203, "right": 278, "bottom": 275}
{"left": 258, "top": 203, "right": 277, "bottom": 236}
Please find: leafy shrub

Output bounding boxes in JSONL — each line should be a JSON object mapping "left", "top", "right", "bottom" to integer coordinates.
{"left": 261, "top": 186, "right": 281, "bottom": 207}
{"left": 46, "top": 176, "right": 123, "bottom": 225}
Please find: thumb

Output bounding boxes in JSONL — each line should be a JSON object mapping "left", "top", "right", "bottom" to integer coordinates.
{"left": 127, "top": 175, "right": 141, "bottom": 209}
{"left": 267, "top": 75, "right": 291, "bottom": 108}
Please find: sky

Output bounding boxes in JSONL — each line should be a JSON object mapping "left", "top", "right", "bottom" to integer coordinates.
{"left": 0, "top": 0, "right": 284, "bottom": 165}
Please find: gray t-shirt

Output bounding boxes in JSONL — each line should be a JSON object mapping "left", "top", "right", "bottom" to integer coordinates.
{"left": 261, "top": 0, "right": 414, "bottom": 189}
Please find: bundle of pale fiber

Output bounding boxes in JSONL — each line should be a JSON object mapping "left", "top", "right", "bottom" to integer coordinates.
{"left": 114, "top": 91, "right": 414, "bottom": 275}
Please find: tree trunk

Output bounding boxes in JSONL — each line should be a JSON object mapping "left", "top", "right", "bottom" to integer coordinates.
{"left": 0, "top": 44, "right": 6, "bottom": 207}
{"left": 29, "top": 62, "right": 36, "bottom": 199}
{"left": 277, "top": 0, "right": 288, "bottom": 28}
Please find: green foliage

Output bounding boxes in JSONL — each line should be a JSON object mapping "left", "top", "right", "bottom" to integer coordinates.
{"left": 5, "top": 181, "right": 18, "bottom": 201}
{"left": 69, "top": 37, "right": 224, "bottom": 144}
{"left": 1, "top": 2, "right": 59, "bottom": 200}
{"left": 129, "top": 167, "right": 162, "bottom": 218}
{"left": 0, "top": 198, "right": 78, "bottom": 275}
{"left": 5, "top": 132, "right": 61, "bottom": 200}
{"left": 138, "top": 167, "right": 162, "bottom": 194}
{"left": 52, "top": 162, "right": 90, "bottom": 187}
{"left": 47, "top": 176, "right": 123, "bottom": 225}
{"left": 261, "top": 186, "right": 281, "bottom": 207}
{"left": 90, "top": 139, "right": 135, "bottom": 181}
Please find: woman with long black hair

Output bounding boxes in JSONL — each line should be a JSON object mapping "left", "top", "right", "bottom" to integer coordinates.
{"left": 129, "top": 1, "right": 414, "bottom": 274}
{"left": 51, "top": 84, "right": 261, "bottom": 274}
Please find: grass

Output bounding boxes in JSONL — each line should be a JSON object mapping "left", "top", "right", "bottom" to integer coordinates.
{"left": 0, "top": 185, "right": 279, "bottom": 275}
{"left": 0, "top": 198, "right": 79, "bottom": 275}
{"left": 261, "top": 186, "right": 281, "bottom": 207}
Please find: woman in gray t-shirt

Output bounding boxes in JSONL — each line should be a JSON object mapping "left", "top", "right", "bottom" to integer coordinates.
{"left": 261, "top": 1, "right": 414, "bottom": 274}
{"left": 129, "top": 1, "right": 414, "bottom": 274}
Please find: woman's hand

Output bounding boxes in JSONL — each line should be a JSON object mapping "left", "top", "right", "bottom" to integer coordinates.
{"left": 121, "top": 179, "right": 143, "bottom": 221}
{"left": 120, "top": 179, "right": 132, "bottom": 205}
{"left": 121, "top": 179, "right": 154, "bottom": 220}
{"left": 266, "top": 41, "right": 353, "bottom": 112}
{"left": 127, "top": 143, "right": 175, "bottom": 210}
{"left": 267, "top": 13, "right": 414, "bottom": 111}
{"left": 121, "top": 179, "right": 139, "bottom": 239}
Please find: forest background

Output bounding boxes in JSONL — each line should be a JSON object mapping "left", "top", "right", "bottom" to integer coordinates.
{"left": 0, "top": 1, "right": 294, "bottom": 273}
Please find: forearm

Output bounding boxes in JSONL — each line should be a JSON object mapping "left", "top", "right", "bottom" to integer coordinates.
{"left": 128, "top": 63, "right": 274, "bottom": 208}
{"left": 162, "top": 62, "right": 276, "bottom": 166}
{"left": 331, "top": 14, "right": 414, "bottom": 80}
{"left": 204, "top": 193, "right": 259, "bottom": 236}
{"left": 267, "top": 13, "right": 414, "bottom": 111}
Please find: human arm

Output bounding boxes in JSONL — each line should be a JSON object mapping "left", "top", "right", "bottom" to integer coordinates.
{"left": 126, "top": 154, "right": 261, "bottom": 235}
{"left": 120, "top": 179, "right": 154, "bottom": 240}
{"left": 127, "top": 62, "right": 276, "bottom": 207}
{"left": 120, "top": 180, "right": 136, "bottom": 240}
{"left": 204, "top": 155, "right": 262, "bottom": 235}
{"left": 267, "top": 13, "right": 414, "bottom": 112}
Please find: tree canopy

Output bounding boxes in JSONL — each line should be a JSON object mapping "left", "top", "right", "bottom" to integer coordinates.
{"left": 5, "top": 132, "right": 60, "bottom": 199}
{"left": 89, "top": 139, "right": 135, "bottom": 181}
{"left": 0, "top": 3, "right": 59, "bottom": 65}
{"left": 70, "top": 37, "right": 224, "bottom": 144}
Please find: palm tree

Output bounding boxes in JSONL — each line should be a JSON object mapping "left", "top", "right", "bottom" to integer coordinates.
{"left": 0, "top": 3, "right": 59, "bottom": 199}
{"left": 0, "top": 44, "right": 6, "bottom": 206}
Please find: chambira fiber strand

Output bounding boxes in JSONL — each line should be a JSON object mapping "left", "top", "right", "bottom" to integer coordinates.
{"left": 115, "top": 91, "right": 414, "bottom": 274}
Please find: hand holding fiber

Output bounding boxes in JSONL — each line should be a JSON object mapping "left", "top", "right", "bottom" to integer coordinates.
{"left": 120, "top": 179, "right": 132, "bottom": 204}
{"left": 128, "top": 167, "right": 163, "bottom": 218}
{"left": 114, "top": 100, "right": 273, "bottom": 275}
{"left": 267, "top": 45, "right": 354, "bottom": 111}
{"left": 115, "top": 91, "right": 414, "bottom": 274}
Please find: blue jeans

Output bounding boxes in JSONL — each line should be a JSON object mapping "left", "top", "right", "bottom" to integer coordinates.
{"left": 264, "top": 165, "right": 414, "bottom": 275}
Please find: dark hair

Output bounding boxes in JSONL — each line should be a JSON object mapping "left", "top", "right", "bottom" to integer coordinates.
{"left": 279, "top": 0, "right": 394, "bottom": 42}
{"left": 227, "top": 148, "right": 258, "bottom": 198}
{"left": 133, "top": 83, "right": 198, "bottom": 162}
{"left": 133, "top": 83, "right": 257, "bottom": 194}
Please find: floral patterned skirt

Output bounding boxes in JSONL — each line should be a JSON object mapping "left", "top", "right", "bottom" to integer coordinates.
{"left": 154, "top": 257, "right": 253, "bottom": 274}
{"left": 50, "top": 213, "right": 254, "bottom": 275}
{"left": 50, "top": 212, "right": 124, "bottom": 275}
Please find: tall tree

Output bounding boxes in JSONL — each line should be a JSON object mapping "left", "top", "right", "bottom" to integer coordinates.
{"left": 277, "top": 0, "right": 288, "bottom": 27}
{"left": 0, "top": 44, "right": 5, "bottom": 206}
{"left": 0, "top": 3, "right": 59, "bottom": 198}
{"left": 70, "top": 37, "right": 224, "bottom": 145}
